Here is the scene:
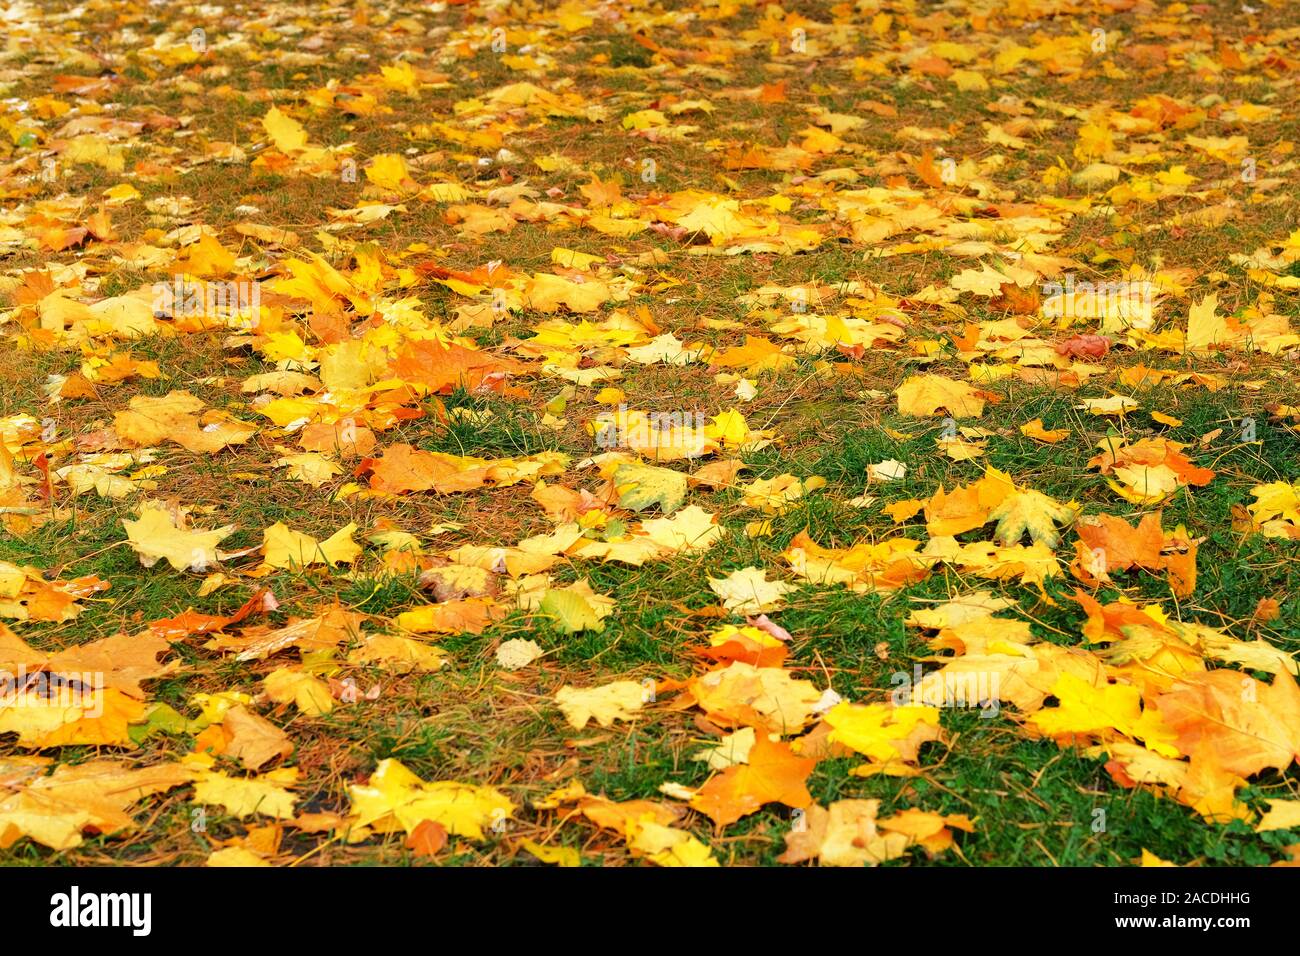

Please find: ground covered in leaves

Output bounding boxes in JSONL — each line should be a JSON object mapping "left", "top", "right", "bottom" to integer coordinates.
{"left": 2, "top": 0, "right": 1300, "bottom": 867}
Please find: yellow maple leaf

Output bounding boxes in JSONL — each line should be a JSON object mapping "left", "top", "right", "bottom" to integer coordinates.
{"left": 0, "top": 687, "right": 146, "bottom": 747}
{"left": 365, "top": 153, "right": 416, "bottom": 192}
{"left": 179, "top": 234, "right": 236, "bottom": 277}
{"left": 778, "top": 799, "right": 914, "bottom": 867}
{"left": 704, "top": 408, "right": 766, "bottom": 448}
{"left": 639, "top": 505, "right": 723, "bottom": 553}
{"left": 263, "top": 668, "right": 334, "bottom": 715}
{"left": 518, "top": 838, "right": 581, "bottom": 867}
{"left": 115, "top": 391, "right": 255, "bottom": 453}
{"left": 1028, "top": 673, "right": 1180, "bottom": 757}
{"left": 220, "top": 706, "right": 293, "bottom": 771}
{"left": 347, "top": 633, "right": 447, "bottom": 673}
{"left": 1020, "top": 418, "right": 1070, "bottom": 443}
{"left": 708, "top": 567, "right": 797, "bottom": 614}
{"left": 262, "top": 106, "right": 308, "bottom": 153}
{"left": 613, "top": 460, "right": 688, "bottom": 513}
{"left": 122, "top": 503, "right": 235, "bottom": 572}
{"left": 555, "top": 680, "right": 645, "bottom": 729}
{"left": 987, "top": 488, "right": 1077, "bottom": 549}
{"left": 675, "top": 196, "right": 749, "bottom": 242}
{"left": 689, "top": 661, "right": 823, "bottom": 734}
{"left": 261, "top": 521, "right": 360, "bottom": 569}
{"left": 190, "top": 763, "right": 299, "bottom": 820}
{"left": 1185, "top": 292, "right": 1239, "bottom": 353}
{"left": 1248, "top": 481, "right": 1300, "bottom": 537}
{"left": 538, "top": 581, "right": 614, "bottom": 633}
{"left": 627, "top": 819, "right": 719, "bottom": 867}
{"left": 1140, "top": 849, "right": 1177, "bottom": 866}
{"left": 207, "top": 847, "right": 271, "bottom": 867}
{"left": 275, "top": 453, "right": 341, "bottom": 488}
{"left": 349, "top": 758, "right": 514, "bottom": 840}
{"left": 896, "top": 374, "right": 986, "bottom": 418}
{"left": 824, "top": 702, "right": 941, "bottom": 767}
{"left": 524, "top": 273, "right": 611, "bottom": 313}
{"left": 1257, "top": 800, "right": 1300, "bottom": 833}
{"left": 0, "top": 759, "right": 193, "bottom": 851}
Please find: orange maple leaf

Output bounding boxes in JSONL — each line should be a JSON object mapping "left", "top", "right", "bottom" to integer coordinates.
{"left": 690, "top": 735, "right": 814, "bottom": 827}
